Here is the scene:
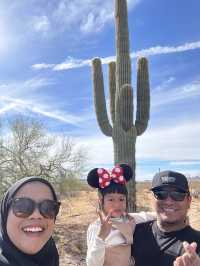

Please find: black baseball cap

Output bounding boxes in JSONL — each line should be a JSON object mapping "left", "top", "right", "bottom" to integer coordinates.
{"left": 151, "top": 170, "right": 189, "bottom": 192}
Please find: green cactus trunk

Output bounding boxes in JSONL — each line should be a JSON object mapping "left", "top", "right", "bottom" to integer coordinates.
{"left": 92, "top": 0, "right": 150, "bottom": 211}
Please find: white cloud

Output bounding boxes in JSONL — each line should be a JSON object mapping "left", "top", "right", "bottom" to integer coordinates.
{"left": 136, "top": 120, "right": 200, "bottom": 161}
{"left": 128, "top": 0, "right": 141, "bottom": 9}
{"left": 80, "top": 9, "right": 112, "bottom": 34}
{"left": 32, "top": 63, "right": 55, "bottom": 70}
{"left": 31, "top": 16, "right": 50, "bottom": 33}
{"left": 0, "top": 79, "right": 69, "bottom": 123}
{"left": 52, "top": 0, "right": 140, "bottom": 35}
{"left": 170, "top": 161, "right": 200, "bottom": 166}
{"left": 32, "top": 41, "right": 200, "bottom": 71}
{"left": 27, "top": 106, "right": 84, "bottom": 125}
{"left": 0, "top": 0, "right": 142, "bottom": 38}
{"left": 152, "top": 80, "right": 200, "bottom": 108}
{"left": 0, "top": 77, "right": 54, "bottom": 96}
{"left": 131, "top": 41, "right": 200, "bottom": 57}
{"left": 0, "top": 76, "right": 95, "bottom": 127}
{"left": 136, "top": 168, "right": 200, "bottom": 181}
{"left": 79, "top": 136, "right": 113, "bottom": 165}
{"left": 0, "top": 96, "right": 88, "bottom": 126}
{"left": 78, "top": 119, "right": 200, "bottom": 180}
{"left": 52, "top": 0, "right": 113, "bottom": 34}
{"left": 53, "top": 57, "right": 91, "bottom": 71}
{"left": 80, "top": 118, "right": 200, "bottom": 164}
{"left": 0, "top": 103, "right": 18, "bottom": 115}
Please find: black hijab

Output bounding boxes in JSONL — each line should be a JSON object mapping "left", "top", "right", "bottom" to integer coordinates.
{"left": 0, "top": 176, "right": 59, "bottom": 266}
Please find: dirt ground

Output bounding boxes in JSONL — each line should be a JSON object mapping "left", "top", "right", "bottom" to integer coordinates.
{"left": 55, "top": 187, "right": 200, "bottom": 266}
{"left": 55, "top": 191, "right": 97, "bottom": 266}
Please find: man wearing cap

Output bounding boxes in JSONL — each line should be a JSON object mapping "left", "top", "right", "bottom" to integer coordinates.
{"left": 131, "top": 170, "right": 200, "bottom": 266}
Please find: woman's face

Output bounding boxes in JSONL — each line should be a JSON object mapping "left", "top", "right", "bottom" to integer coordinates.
{"left": 6, "top": 181, "right": 55, "bottom": 254}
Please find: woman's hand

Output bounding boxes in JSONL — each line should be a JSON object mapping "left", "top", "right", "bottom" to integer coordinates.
{"left": 97, "top": 210, "right": 113, "bottom": 241}
{"left": 173, "top": 242, "right": 200, "bottom": 266}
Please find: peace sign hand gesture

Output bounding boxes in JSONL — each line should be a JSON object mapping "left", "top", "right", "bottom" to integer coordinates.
{"left": 97, "top": 210, "right": 113, "bottom": 241}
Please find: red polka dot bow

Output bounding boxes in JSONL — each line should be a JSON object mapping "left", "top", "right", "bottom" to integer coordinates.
{"left": 97, "top": 166, "right": 126, "bottom": 189}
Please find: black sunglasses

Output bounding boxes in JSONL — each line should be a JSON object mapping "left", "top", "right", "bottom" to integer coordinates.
{"left": 11, "top": 197, "right": 61, "bottom": 219}
{"left": 153, "top": 190, "right": 188, "bottom": 201}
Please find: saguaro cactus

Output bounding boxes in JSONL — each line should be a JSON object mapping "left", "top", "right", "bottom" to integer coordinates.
{"left": 92, "top": 0, "right": 150, "bottom": 211}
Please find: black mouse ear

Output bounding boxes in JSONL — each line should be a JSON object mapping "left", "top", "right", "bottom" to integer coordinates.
{"left": 87, "top": 168, "right": 100, "bottom": 188}
{"left": 119, "top": 164, "right": 133, "bottom": 182}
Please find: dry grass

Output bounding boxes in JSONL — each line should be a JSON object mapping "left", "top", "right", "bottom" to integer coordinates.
{"left": 55, "top": 181, "right": 200, "bottom": 266}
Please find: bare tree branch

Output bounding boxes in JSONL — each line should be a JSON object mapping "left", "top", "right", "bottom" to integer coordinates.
{"left": 0, "top": 116, "right": 88, "bottom": 197}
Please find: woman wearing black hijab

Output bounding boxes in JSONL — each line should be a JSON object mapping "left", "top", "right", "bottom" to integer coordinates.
{"left": 0, "top": 176, "right": 60, "bottom": 266}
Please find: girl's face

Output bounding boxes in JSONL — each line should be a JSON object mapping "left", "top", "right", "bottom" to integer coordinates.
{"left": 102, "top": 193, "right": 127, "bottom": 218}
{"left": 6, "top": 181, "right": 55, "bottom": 254}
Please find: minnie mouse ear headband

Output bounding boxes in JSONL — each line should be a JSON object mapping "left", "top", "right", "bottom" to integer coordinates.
{"left": 87, "top": 164, "right": 133, "bottom": 189}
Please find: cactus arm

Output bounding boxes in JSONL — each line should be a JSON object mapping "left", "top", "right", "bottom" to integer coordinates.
{"left": 92, "top": 58, "right": 113, "bottom": 137}
{"left": 109, "top": 62, "right": 116, "bottom": 124}
{"left": 115, "top": 84, "right": 133, "bottom": 132}
{"left": 135, "top": 57, "right": 150, "bottom": 136}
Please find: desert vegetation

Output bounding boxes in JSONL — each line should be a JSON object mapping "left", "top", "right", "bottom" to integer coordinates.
{"left": 0, "top": 116, "right": 88, "bottom": 199}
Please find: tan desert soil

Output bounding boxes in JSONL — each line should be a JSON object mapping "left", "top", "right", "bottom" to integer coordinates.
{"left": 55, "top": 191, "right": 97, "bottom": 266}
{"left": 55, "top": 188, "right": 200, "bottom": 266}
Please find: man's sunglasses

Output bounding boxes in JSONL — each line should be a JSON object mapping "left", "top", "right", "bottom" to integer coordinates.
{"left": 153, "top": 190, "right": 188, "bottom": 201}
{"left": 11, "top": 197, "right": 61, "bottom": 219}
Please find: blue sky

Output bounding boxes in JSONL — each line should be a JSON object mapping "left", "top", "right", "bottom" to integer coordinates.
{"left": 0, "top": 0, "right": 200, "bottom": 180}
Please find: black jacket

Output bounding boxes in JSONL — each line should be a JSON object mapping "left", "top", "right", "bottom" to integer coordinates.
{"left": 132, "top": 220, "right": 200, "bottom": 266}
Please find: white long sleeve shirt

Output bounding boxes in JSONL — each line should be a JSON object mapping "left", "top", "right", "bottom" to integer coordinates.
{"left": 86, "top": 212, "right": 156, "bottom": 266}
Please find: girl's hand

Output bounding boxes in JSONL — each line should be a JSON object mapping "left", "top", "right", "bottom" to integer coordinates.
{"left": 173, "top": 242, "right": 200, "bottom": 266}
{"left": 97, "top": 210, "right": 113, "bottom": 241}
{"left": 123, "top": 212, "right": 135, "bottom": 222}
{"left": 122, "top": 212, "right": 136, "bottom": 226}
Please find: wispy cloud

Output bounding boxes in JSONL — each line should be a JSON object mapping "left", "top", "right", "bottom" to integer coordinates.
{"left": 152, "top": 79, "right": 200, "bottom": 107}
{"left": 52, "top": 0, "right": 141, "bottom": 34}
{"left": 79, "top": 136, "right": 113, "bottom": 166}
{"left": 1, "top": 0, "right": 142, "bottom": 44}
{"left": 0, "top": 77, "right": 54, "bottom": 96}
{"left": 79, "top": 119, "right": 200, "bottom": 172}
{"left": 26, "top": 105, "right": 85, "bottom": 125}
{"left": 0, "top": 75, "right": 96, "bottom": 127}
{"left": 31, "top": 15, "right": 50, "bottom": 34}
{"left": 32, "top": 41, "right": 200, "bottom": 71}
{"left": 0, "top": 103, "right": 19, "bottom": 115}
{"left": 0, "top": 96, "right": 88, "bottom": 126}
{"left": 128, "top": 0, "right": 141, "bottom": 9}
{"left": 170, "top": 161, "right": 200, "bottom": 166}
{"left": 53, "top": 57, "right": 91, "bottom": 71}
{"left": 79, "top": 118, "right": 200, "bottom": 178}
{"left": 137, "top": 120, "right": 200, "bottom": 161}
{"left": 132, "top": 41, "right": 200, "bottom": 57}
{"left": 32, "top": 64, "right": 55, "bottom": 70}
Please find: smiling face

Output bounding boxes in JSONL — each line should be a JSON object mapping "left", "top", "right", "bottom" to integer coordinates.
{"left": 6, "top": 181, "right": 55, "bottom": 254}
{"left": 153, "top": 186, "right": 191, "bottom": 231}
{"left": 102, "top": 193, "right": 127, "bottom": 218}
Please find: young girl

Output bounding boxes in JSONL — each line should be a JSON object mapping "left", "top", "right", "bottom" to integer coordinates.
{"left": 86, "top": 164, "right": 155, "bottom": 266}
